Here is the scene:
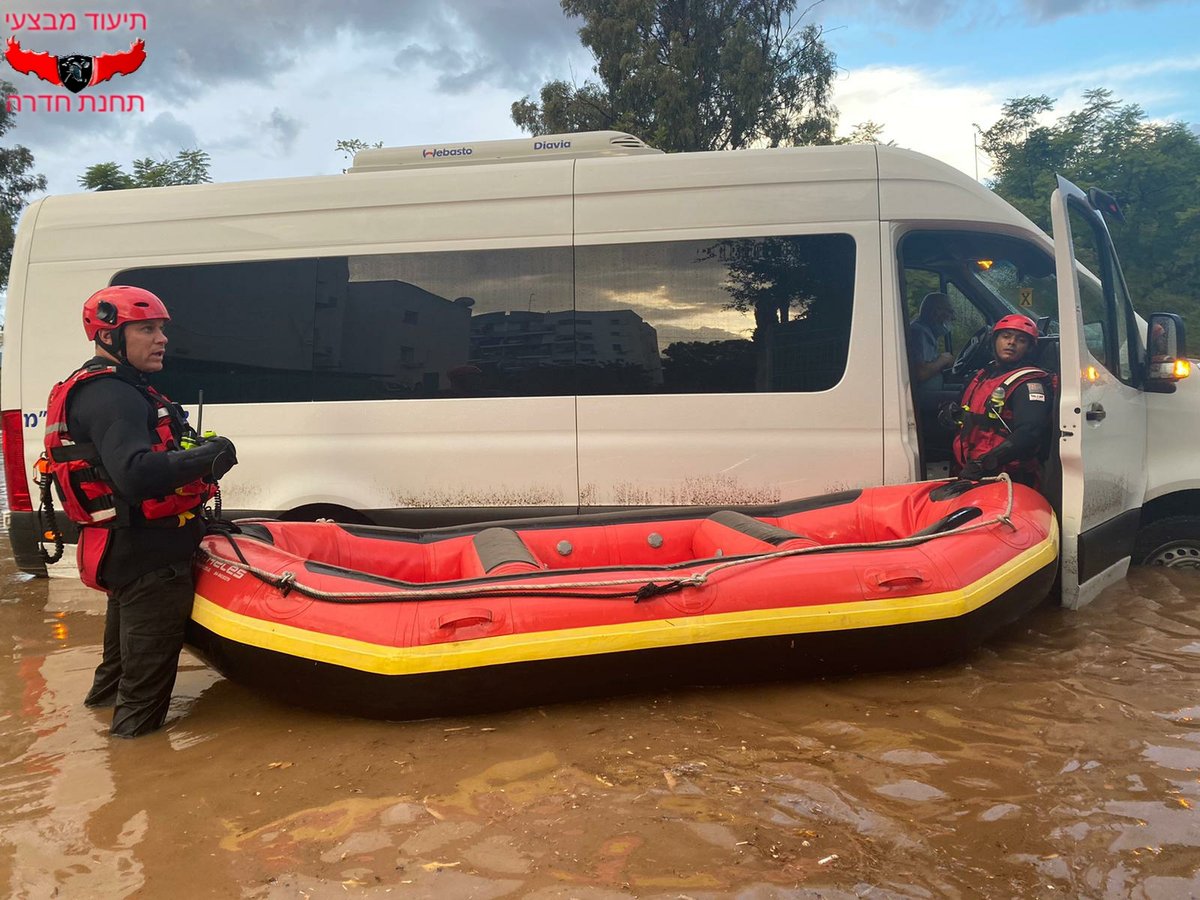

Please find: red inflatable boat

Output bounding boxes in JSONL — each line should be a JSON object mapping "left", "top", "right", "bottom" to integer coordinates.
{"left": 187, "top": 478, "right": 1057, "bottom": 719}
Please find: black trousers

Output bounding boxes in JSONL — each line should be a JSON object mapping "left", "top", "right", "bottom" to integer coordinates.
{"left": 84, "top": 560, "right": 196, "bottom": 738}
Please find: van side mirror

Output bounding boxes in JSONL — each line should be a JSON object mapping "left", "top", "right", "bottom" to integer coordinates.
{"left": 1145, "top": 312, "right": 1189, "bottom": 394}
{"left": 1087, "top": 187, "right": 1126, "bottom": 225}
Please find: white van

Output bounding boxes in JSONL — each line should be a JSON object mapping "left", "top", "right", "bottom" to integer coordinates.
{"left": 1, "top": 131, "right": 1194, "bottom": 608}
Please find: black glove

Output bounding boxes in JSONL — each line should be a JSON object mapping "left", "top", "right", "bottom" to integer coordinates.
{"left": 958, "top": 459, "right": 984, "bottom": 480}
{"left": 937, "top": 401, "right": 962, "bottom": 430}
{"left": 207, "top": 436, "right": 238, "bottom": 480}
{"left": 959, "top": 454, "right": 998, "bottom": 481}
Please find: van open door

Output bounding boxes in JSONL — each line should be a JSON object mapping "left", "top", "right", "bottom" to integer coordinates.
{"left": 1050, "top": 176, "right": 1148, "bottom": 609}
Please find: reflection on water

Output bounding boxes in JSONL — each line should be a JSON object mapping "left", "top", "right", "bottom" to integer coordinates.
{"left": 2, "top": 540, "right": 1200, "bottom": 897}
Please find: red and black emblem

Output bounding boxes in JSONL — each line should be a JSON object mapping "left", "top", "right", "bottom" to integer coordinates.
{"left": 4, "top": 37, "right": 146, "bottom": 93}
{"left": 56, "top": 54, "right": 94, "bottom": 93}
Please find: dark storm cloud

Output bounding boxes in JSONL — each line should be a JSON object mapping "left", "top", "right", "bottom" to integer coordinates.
{"left": 821, "top": 0, "right": 962, "bottom": 25}
{"left": 265, "top": 108, "right": 302, "bottom": 153}
{"left": 4, "top": 0, "right": 578, "bottom": 110}
{"left": 1017, "top": 0, "right": 1182, "bottom": 22}
{"left": 388, "top": 1, "right": 587, "bottom": 94}
{"left": 820, "top": 0, "right": 1184, "bottom": 27}
{"left": 3, "top": 0, "right": 580, "bottom": 174}
{"left": 134, "top": 111, "right": 200, "bottom": 156}
{"left": 67, "top": 0, "right": 582, "bottom": 101}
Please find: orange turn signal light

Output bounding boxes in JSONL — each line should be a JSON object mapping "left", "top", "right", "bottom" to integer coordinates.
{"left": 1175, "top": 359, "right": 1191, "bottom": 379}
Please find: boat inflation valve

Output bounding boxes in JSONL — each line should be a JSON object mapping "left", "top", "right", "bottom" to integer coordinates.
{"left": 647, "top": 532, "right": 664, "bottom": 549}
{"left": 556, "top": 540, "right": 573, "bottom": 557}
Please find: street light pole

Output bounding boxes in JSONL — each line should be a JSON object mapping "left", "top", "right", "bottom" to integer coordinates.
{"left": 972, "top": 124, "right": 983, "bottom": 182}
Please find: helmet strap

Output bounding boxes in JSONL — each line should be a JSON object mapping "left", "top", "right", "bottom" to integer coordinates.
{"left": 96, "top": 325, "right": 129, "bottom": 366}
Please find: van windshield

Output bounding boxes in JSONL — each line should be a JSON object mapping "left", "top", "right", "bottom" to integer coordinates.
{"left": 968, "top": 258, "right": 1060, "bottom": 332}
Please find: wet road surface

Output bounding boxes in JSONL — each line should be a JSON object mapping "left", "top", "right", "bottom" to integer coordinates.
{"left": 3, "top": 544, "right": 1200, "bottom": 898}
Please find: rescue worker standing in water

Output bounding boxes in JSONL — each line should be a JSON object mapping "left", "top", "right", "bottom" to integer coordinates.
{"left": 944, "top": 314, "right": 1052, "bottom": 489}
{"left": 43, "top": 286, "right": 238, "bottom": 737}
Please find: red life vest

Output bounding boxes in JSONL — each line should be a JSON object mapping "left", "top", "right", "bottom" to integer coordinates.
{"left": 42, "top": 364, "right": 215, "bottom": 589}
{"left": 44, "top": 363, "right": 216, "bottom": 526}
{"left": 953, "top": 364, "right": 1051, "bottom": 480}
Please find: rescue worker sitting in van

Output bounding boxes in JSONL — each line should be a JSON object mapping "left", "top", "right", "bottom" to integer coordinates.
{"left": 941, "top": 314, "right": 1052, "bottom": 489}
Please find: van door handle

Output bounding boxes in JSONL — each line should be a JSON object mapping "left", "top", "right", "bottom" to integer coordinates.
{"left": 1086, "top": 403, "right": 1106, "bottom": 422}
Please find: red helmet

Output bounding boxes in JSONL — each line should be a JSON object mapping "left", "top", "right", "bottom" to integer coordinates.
{"left": 992, "top": 314, "right": 1038, "bottom": 345}
{"left": 82, "top": 286, "right": 170, "bottom": 341}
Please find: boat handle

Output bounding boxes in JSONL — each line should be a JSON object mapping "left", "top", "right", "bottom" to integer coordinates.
{"left": 872, "top": 569, "right": 926, "bottom": 588}
{"left": 437, "top": 608, "right": 495, "bottom": 629}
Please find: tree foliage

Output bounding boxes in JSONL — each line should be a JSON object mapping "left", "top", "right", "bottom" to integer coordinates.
{"left": 980, "top": 89, "right": 1200, "bottom": 335}
{"left": 334, "top": 138, "right": 384, "bottom": 173}
{"left": 512, "top": 0, "right": 837, "bottom": 152}
{"left": 335, "top": 138, "right": 383, "bottom": 161}
{"left": 0, "top": 78, "right": 48, "bottom": 291}
{"left": 837, "top": 120, "right": 892, "bottom": 145}
{"left": 78, "top": 149, "right": 212, "bottom": 191}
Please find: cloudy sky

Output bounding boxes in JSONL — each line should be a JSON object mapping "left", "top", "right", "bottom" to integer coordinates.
{"left": 2, "top": 0, "right": 1197, "bottom": 196}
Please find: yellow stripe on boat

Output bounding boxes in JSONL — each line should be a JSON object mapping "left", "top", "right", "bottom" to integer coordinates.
{"left": 190, "top": 529, "right": 1058, "bottom": 676}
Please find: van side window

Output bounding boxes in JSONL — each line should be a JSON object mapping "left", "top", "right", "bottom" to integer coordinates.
{"left": 116, "top": 236, "right": 855, "bottom": 403}
{"left": 116, "top": 246, "right": 574, "bottom": 403}
{"left": 116, "top": 259, "right": 319, "bottom": 405}
{"left": 315, "top": 249, "right": 573, "bottom": 400}
{"left": 575, "top": 234, "right": 856, "bottom": 394}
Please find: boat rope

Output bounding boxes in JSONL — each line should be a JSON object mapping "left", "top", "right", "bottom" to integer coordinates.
{"left": 196, "top": 475, "right": 1019, "bottom": 605}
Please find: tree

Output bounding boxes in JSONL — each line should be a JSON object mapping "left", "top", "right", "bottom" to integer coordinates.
{"left": 335, "top": 138, "right": 383, "bottom": 161}
{"left": 0, "top": 78, "right": 48, "bottom": 290}
{"left": 838, "top": 120, "right": 892, "bottom": 145}
{"left": 334, "top": 138, "right": 384, "bottom": 173}
{"left": 979, "top": 89, "right": 1200, "bottom": 335}
{"left": 78, "top": 149, "right": 212, "bottom": 191}
{"left": 512, "top": 0, "right": 837, "bottom": 152}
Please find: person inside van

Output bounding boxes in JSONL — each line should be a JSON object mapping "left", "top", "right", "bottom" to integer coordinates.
{"left": 908, "top": 291, "right": 956, "bottom": 393}
{"left": 909, "top": 291, "right": 958, "bottom": 458}
{"left": 43, "top": 286, "right": 238, "bottom": 737}
{"left": 944, "top": 314, "right": 1052, "bottom": 489}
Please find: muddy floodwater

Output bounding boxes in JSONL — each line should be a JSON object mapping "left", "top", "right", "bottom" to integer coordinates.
{"left": 3, "top": 544, "right": 1200, "bottom": 898}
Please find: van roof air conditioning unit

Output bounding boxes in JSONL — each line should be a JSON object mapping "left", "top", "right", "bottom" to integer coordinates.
{"left": 347, "top": 131, "right": 662, "bottom": 173}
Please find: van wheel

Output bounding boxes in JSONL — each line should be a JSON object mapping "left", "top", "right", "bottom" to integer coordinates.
{"left": 1133, "top": 516, "right": 1200, "bottom": 569}
{"left": 277, "top": 503, "right": 374, "bottom": 525}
